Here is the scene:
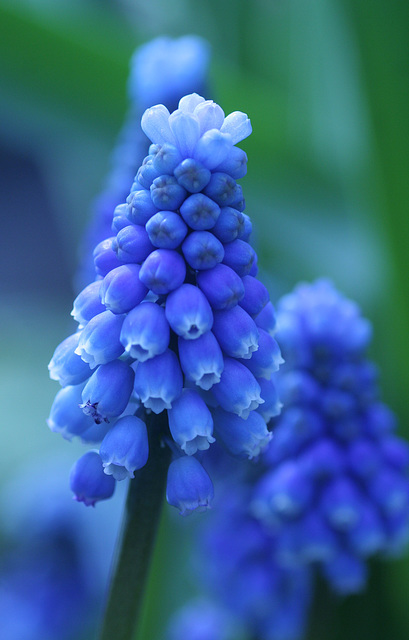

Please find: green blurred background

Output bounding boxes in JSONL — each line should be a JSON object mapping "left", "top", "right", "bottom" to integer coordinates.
{"left": 1, "top": 0, "right": 408, "bottom": 638}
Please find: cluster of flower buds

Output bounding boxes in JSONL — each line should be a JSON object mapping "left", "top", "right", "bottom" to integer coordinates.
{"left": 252, "top": 280, "right": 409, "bottom": 594}
{"left": 48, "top": 93, "right": 282, "bottom": 513}
{"left": 76, "top": 36, "right": 210, "bottom": 291}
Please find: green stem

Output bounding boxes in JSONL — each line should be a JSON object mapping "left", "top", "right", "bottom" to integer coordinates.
{"left": 99, "top": 412, "right": 171, "bottom": 640}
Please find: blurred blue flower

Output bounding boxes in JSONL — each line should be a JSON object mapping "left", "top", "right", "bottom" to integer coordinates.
{"left": 48, "top": 92, "right": 282, "bottom": 512}
{"left": 252, "top": 279, "right": 409, "bottom": 594}
{"left": 0, "top": 456, "right": 124, "bottom": 640}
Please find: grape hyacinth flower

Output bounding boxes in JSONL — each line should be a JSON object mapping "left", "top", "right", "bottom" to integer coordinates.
{"left": 180, "top": 481, "right": 313, "bottom": 640}
{"left": 76, "top": 36, "right": 210, "bottom": 290}
{"left": 252, "top": 280, "right": 409, "bottom": 594}
{"left": 48, "top": 93, "right": 282, "bottom": 515}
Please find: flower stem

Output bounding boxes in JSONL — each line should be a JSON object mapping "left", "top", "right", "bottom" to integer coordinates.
{"left": 99, "top": 411, "right": 171, "bottom": 640}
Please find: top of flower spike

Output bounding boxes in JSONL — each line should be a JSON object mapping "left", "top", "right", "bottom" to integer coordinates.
{"left": 141, "top": 94, "right": 252, "bottom": 155}
{"left": 129, "top": 36, "right": 211, "bottom": 109}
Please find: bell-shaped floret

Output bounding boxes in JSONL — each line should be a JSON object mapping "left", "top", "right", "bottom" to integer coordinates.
{"left": 253, "top": 462, "right": 314, "bottom": 522}
{"left": 196, "top": 263, "right": 244, "bottom": 310}
{"left": 71, "top": 280, "right": 105, "bottom": 326}
{"left": 212, "top": 306, "right": 259, "bottom": 359}
{"left": 215, "top": 146, "right": 248, "bottom": 179}
{"left": 133, "top": 349, "right": 183, "bottom": 413}
{"left": 93, "top": 237, "right": 122, "bottom": 277}
{"left": 69, "top": 451, "right": 116, "bottom": 507}
{"left": 114, "top": 224, "right": 154, "bottom": 264}
{"left": 322, "top": 552, "right": 367, "bottom": 595}
{"left": 254, "top": 300, "right": 277, "bottom": 335}
{"left": 139, "top": 249, "right": 186, "bottom": 294}
{"left": 256, "top": 377, "right": 282, "bottom": 423}
{"left": 48, "top": 332, "right": 92, "bottom": 387}
{"left": 240, "top": 330, "right": 283, "bottom": 379}
{"left": 100, "top": 264, "right": 148, "bottom": 314}
{"left": 152, "top": 143, "right": 183, "bottom": 175}
{"left": 194, "top": 99, "right": 225, "bottom": 134}
{"left": 222, "top": 239, "right": 256, "bottom": 277}
{"left": 213, "top": 407, "right": 271, "bottom": 459}
{"left": 320, "top": 477, "right": 364, "bottom": 532}
{"left": 99, "top": 415, "right": 149, "bottom": 480}
{"left": 120, "top": 301, "right": 170, "bottom": 361}
{"left": 168, "top": 388, "right": 215, "bottom": 455}
{"left": 211, "top": 357, "right": 263, "bottom": 419}
{"left": 166, "top": 284, "right": 213, "bottom": 339}
{"left": 47, "top": 384, "right": 94, "bottom": 440}
{"left": 239, "top": 275, "right": 270, "bottom": 317}
{"left": 145, "top": 210, "right": 188, "bottom": 249}
{"left": 81, "top": 360, "right": 135, "bottom": 423}
{"left": 166, "top": 456, "right": 214, "bottom": 515}
{"left": 178, "top": 331, "right": 224, "bottom": 390}
{"left": 182, "top": 231, "right": 224, "bottom": 270}
{"left": 75, "top": 310, "right": 125, "bottom": 369}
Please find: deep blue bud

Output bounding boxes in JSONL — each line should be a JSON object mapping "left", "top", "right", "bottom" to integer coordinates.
{"left": 322, "top": 553, "right": 366, "bottom": 594}
{"left": 213, "top": 407, "right": 271, "bottom": 459}
{"left": 94, "top": 237, "right": 122, "bottom": 277}
{"left": 114, "top": 224, "right": 154, "bottom": 264}
{"left": 240, "top": 329, "right": 283, "bottom": 379}
{"left": 136, "top": 158, "right": 161, "bottom": 189}
{"left": 75, "top": 310, "right": 124, "bottom": 368}
{"left": 174, "top": 158, "right": 212, "bottom": 193}
{"left": 254, "top": 301, "right": 277, "bottom": 335}
{"left": 99, "top": 415, "right": 149, "bottom": 480}
{"left": 100, "top": 264, "right": 148, "bottom": 314}
{"left": 211, "top": 207, "right": 246, "bottom": 243}
{"left": 70, "top": 451, "right": 115, "bottom": 507}
{"left": 257, "top": 377, "right": 282, "bottom": 423}
{"left": 166, "top": 456, "right": 214, "bottom": 515}
{"left": 203, "top": 172, "right": 240, "bottom": 207}
{"left": 48, "top": 332, "right": 92, "bottom": 387}
{"left": 166, "top": 284, "right": 213, "bottom": 339}
{"left": 81, "top": 360, "right": 134, "bottom": 423}
{"left": 212, "top": 306, "right": 259, "bottom": 359}
{"left": 196, "top": 263, "right": 245, "bottom": 310}
{"left": 152, "top": 143, "right": 183, "bottom": 175}
{"left": 168, "top": 388, "right": 215, "bottom": 455}
{"left": 193, "top": 129, "right": 233, "bottom": 170}
{"left": 150, "top": 175, "right": 187, "bottom": 210}
{"left": 139, "top": 248, "right": 186, "bottom": 294}
{"left": 211, "top": 357, "right": 263, "bottom": 419}
{"left": 239, "top": 275, "right": 270, "bottom": 317}
{"left": 112, "top": 202, "right": 131, "bottom": 232}
{"left": 254, "top": 463, "right": 313, "bottom": 521}
{"left": 182, "top": 231, "right": 224, "bottom": 270}
{"left": 180, "top": 193, "right": 220, "bottom": 230}
{"left": 222, "top": 239, "right": 256, "bottom": 277}
{"left": 215, "top": 146, "right": 248, "bottom": 179}
{"left": 128, "top": 189, "right": 159, "bottom": 225}
{"left": 133, "top": 349, "right": 183, "bottom": 413}
{"left": 71, "top": 280, "right": 105, "bottom": 326}
{"left": 146, "top": 210, "right": 188, "bottom": 249}
{"left": 47, "top": 384, "right": 94, "bottom": 440}
{"left": 120, "top": 301, "right": 170, "bottom": 361}
{"left": 178, "top": 331, "right": 224, "bottom": 390}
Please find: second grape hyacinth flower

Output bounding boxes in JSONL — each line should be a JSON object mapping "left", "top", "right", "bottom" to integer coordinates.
{"left": 48, "top": 92, "right": 282, "bottom": 513}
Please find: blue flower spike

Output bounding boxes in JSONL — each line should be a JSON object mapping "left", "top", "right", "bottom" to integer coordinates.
{"left": 252, "top": 280, "right": 409, "bottom": 593}
{"left": 48, "top": 91, "right": 281, "bottom": 514}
